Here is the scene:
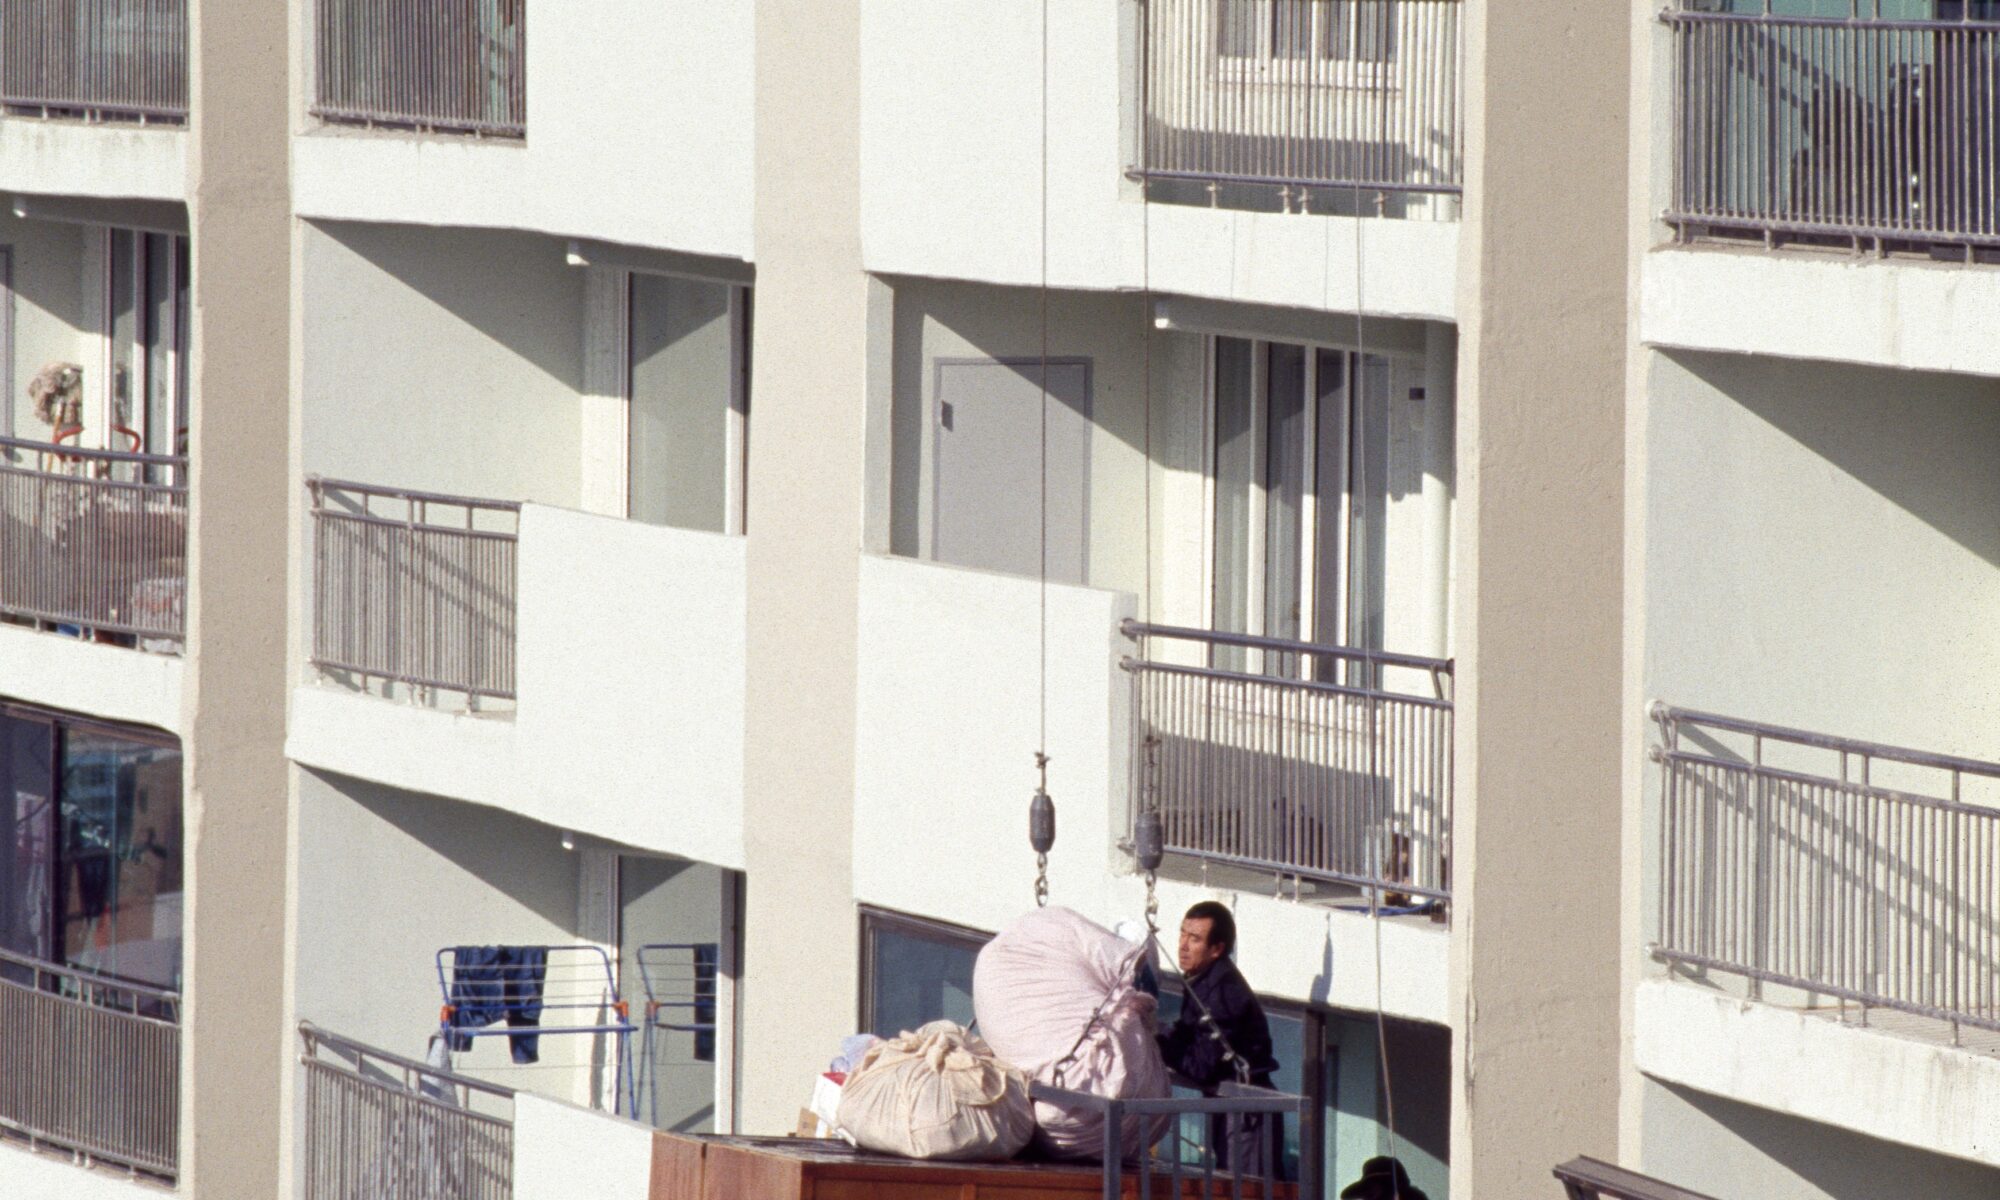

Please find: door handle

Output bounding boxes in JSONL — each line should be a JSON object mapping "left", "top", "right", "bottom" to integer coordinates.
{"left": 940, "top": 401, "right": 954, "bottom": 431}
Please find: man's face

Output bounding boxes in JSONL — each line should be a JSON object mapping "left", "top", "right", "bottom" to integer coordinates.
{"left": 1178, "top": 917, "right": 1226, "bottom": 976}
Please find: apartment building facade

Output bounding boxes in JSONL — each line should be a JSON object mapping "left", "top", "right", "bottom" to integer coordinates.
{"left": 0, "top": 0, "right": 1991, "bottom": 1198}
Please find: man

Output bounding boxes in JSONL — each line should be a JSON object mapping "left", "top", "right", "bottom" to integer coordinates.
{"left": 1155, "top": 901, "right": 1282, "bottom": 1178}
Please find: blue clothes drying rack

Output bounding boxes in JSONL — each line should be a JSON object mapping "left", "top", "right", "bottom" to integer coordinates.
{"left": 434, "top": 944, "right": 641, "bottom": 1117}
{"left": 634, "top": 942, "right": 719, "bottom": 1127}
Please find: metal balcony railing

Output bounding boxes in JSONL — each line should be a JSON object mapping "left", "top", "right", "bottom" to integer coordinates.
{"left": 1125, "top": 621, "right": 1453, "bottom": 904}
{"left": 300, "top": 1022, "right": 514, "bottom": 1200}
{"left": 1031, "top": 1080, "right": 1309, "bottom": 1200}
{"left": 1666, "top": 3, "right": 2000, "bottom": 257}
{"left": 311, "top": 0, "right": 525, "bottom": 136}
{"left": 308, "top": 477, "right": 520, "bottom": 703}
{"left": 0, "top": 948, "right": 181, "bottom": 1179}
{"left": 1554, "top": 1157, "right": 1719, "bottom": 1200}
{"left": 0, "top": 436, "right": 187, "bottom": 649}
{"left": 1651, "top": 703, "right": 2000, "bottom": 1039}
{"left": 0, "top": 0, "right": 188, "bottom": 122}
{"left": 1138, "top": 0, "right": 1463, "bottom": 208}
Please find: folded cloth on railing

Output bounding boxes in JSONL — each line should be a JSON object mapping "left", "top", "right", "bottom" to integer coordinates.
{"left": 446, "top": 945, "right": 547, "bottom": 1063}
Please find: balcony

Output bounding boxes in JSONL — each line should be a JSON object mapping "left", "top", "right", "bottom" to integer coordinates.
{"left": 0, "top": 436, "right": 187, "bottom": 653}
{"left": 0, "top": 0, "right": 187, "bottom": 124}
{"left": 1138, "top": 0, "right": 1464, "bottom": 217}
{"left": 293, "top": 487, "right": 747, "bottom": 869}
{"left": 1665, "top": 3, "right": 2000, "bottom": 261}
{"left": 311, "top": 0, "right": 524, "bottom": 137}
{"left": 1649, "top": 703, "right": 2000, "bottom": 1041}
{"left": 308, "top": 477, "right": 520, "bottom": 707}
{"left": 1125, "top": 622, "right": 1453, "bottom": 910}
{"left": 0, "top": 949, "right": 180, "bottom": 1181}
{"left": 299, "top": 1023, "right": 514, "bottom": 1199}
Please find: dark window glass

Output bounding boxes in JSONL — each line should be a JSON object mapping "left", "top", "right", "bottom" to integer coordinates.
{"left": 862, "top": 911, "right": 987, "bottom": 1039}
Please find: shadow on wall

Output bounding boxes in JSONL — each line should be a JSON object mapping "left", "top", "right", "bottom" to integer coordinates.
{"left": 334, "top": 769, "right": 582, "bottom": 932}
{"left": 1674, "top": 350, "right": 2000, "bottom": 570}
{"left": 317, "top": 220, "right": 586, "bottom": 391}
{"left": 1657, "top": 1082, "right": 2000, "bottom": 1199}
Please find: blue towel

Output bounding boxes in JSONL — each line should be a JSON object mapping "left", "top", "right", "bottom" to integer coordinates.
{"left": 447, "top": 946, "right": 547, "bottom": 1063}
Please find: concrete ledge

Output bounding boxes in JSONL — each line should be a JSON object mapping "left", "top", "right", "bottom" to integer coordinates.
{"left": 1634, "top": 978, "right": 2000, "bottom": 1168}
{"left": 0, "top": 119, "right": 185, "bottom": 203}
{"left": 0, "top": 623, "right": 182, "bottom": 735}
{"left": 1642, "top": 246, "right": 2000, "bottom": 378}
{"left": 513, "top": 1093, "right": 654, "bottom": 1200}
{"left": 0, "top": 1139, "right": 170, "bottom": 1199}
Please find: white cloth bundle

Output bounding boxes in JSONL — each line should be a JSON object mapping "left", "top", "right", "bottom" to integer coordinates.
{"left": 835, "top": 1021, "right": 1035, "bottom": 1161}
{"left": 973, "top": 906, "right": 1170, "bottom": 1159}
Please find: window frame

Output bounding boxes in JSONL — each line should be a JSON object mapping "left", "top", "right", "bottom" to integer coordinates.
{"left": 0, "top": 700, "right": 181, "bottom": 992}
{"left": 0, "top": 246, "right": 12, "bottom": 438}
{"left": 1207, "top": 335, "right": 1408, "bottom": 673}
{"left": 1214, "top": 0, "right": 1398, "bottom": 91}
{"left": 856, "top": 906, "right": 992, "bottom": 1037}
{"left": 621, "top": 269, "right": 753, "bottom": 537}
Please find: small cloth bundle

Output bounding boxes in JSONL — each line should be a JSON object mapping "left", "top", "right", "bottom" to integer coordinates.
{"left": 835, "top": 1021, "right": 1035, "bottom": 1161}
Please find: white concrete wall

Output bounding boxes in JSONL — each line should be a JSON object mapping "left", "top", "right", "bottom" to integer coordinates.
{"left": 292, "top": 769, "right": 597, "bottom": 1101}
{"left": 0, "top": 121, "right": 186, "bottom": 204}
{"left": 0, "top": 624, "right": 183, "bottom": 736}
{"left": 287, "top": 504, "right": 746, "bottom": 870}
{"left": 511, "top": 504, "right": 745, "bottom": 871}
{"left": 859, "top": 0, "right": 1457, "bottom": 318}
{"left": 511, "top": 1094, "right": 654, "bottom": 1200}
{"left": 0, "top": 1140, "right": 171, "bottom": 1200}
{"left": 1635, "top": 981, "right": 2000, "bottom": 1181}
{"left": 1642, "top": 248, "right": 2000, "bottom": 379}
{"left": 292, "top": 0, "right": 753, "bottom": 262}
{"left": 0, "top": 210, "right": 94, "bottom": 438}
{"left": 850, "top": 553, "right": 1449, "bottom": 1023}
{"left": 299, "top": 221, "right": 584, "bottom": 506}
{"left": 1641, "top": 351, "right": 2000, "bottom": 761}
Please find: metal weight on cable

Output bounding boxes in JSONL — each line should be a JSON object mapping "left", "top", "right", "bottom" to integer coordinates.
{"left": 1029, "top": 752, "right": 1055, "bottom": 907}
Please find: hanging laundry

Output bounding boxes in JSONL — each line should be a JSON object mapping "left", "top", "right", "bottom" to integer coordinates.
{"left": 446, "top": 945, "right": 548, "bottom": 1063}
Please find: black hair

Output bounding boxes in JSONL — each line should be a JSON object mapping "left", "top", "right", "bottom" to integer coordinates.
{"left": 1182, "top": 900, "right": 1236, "bottom": 955}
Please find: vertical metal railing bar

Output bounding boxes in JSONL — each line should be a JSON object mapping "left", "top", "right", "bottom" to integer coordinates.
{"left": 1651, "top": 702, "right": 2000, "bottom": 1035}
{"left": 1666, "top": 5, "right": 2000, "bottom": 252}
{"left": 305, "top": 477, "right": 519, "bottom": 703}
{"left": 1136, "top": 0, "right": 1462, "bottom": 201}
{"left": 0, "top": 0, "right": 186, "bottom": 122}
{"left": 1125, "top": 621, "right": 1451, "bottom": 902}
{"left": 0, "top": 947, "right": 180, "bottom": 1178}
{"left": 300, "top": 1022, "right": 515, "bottom": 1200}
{"left": 0, "top": 436, "right": 187, "bottom": 645}
{"left": 309, "top": 0, "right": 523, "bottom": 136}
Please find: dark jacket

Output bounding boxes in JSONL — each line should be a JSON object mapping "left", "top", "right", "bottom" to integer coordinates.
{"left": 1156, "top": 956, "right": 1277, "bottom": 1090}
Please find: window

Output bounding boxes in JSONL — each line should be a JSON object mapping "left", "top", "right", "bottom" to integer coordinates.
{"left": 104, "top": 229, "right": 189, "bottom": 467}
{"left": 0, "top": 705, "right": 182, "bottom": 992}
{"left": 0, "top": 246, "right": 12, "bottom": 438}
{"left": 1210, "top": 336, "right": 1399, "bottom": 676}
{"left": 626, "top": 273, "right": 750, "bottom": 535}
{"left": 859, "top": 909, "right": 989, "bottom": 1039}
{"left": 1217, "top": 0, "right": 1397, "bottom": 67}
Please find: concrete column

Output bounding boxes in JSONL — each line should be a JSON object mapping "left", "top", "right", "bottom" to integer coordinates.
{"left": 1448, "top": 0, "right": 1629, "bottom": 1195}
{"left": 738, "top": 0, "right": 871, "bottom": 1133}
{"left": 180, "top": 0, "right": 293, "bottom": 1190}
